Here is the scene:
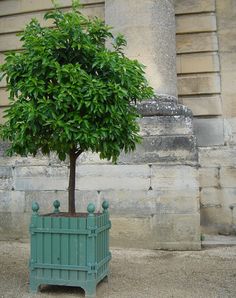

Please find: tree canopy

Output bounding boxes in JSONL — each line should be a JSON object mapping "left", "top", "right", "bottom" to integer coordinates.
{"left": 0, "top": 2, "right": 154, "bottom": 162}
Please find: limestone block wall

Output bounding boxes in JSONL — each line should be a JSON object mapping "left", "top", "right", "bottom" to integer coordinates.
{"left": 176, "top": 0, "right": 236, "bottom": 235}
{"left": 175, "top": 0, "right": 223, "bottom": 145}
{"left": 0, "top": 112, "right": 201, "bottom": 250}
{"left": 1, "top": 0, "right": 236, "bottom": 243}
{"left": 0, "top": 152, "right": 200, "bottom": 249}
{"left": 0, "top": 0, "right": 201, "bottom": 250}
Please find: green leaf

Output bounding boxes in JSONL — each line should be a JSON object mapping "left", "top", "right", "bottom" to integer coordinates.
{"left": 0, "top": 2, "right": 154, "bottom": 163}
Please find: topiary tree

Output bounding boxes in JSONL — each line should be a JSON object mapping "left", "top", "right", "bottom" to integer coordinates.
{"left": 0, "top": 1, "right": 154, "bottom": 214}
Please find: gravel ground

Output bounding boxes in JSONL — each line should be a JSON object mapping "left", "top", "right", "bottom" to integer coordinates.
{"left": 1, "top": 241, "right": 236, "bottom": 298}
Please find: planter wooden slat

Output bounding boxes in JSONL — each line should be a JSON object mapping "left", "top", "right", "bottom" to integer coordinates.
{"left": 29, "top": 201, "right": 111, "bottom": 298}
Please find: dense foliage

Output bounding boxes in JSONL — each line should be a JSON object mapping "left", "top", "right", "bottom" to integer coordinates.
{"left": 0, "top": 1, "right": 154, "bottom": 213}
{"left": 0, "top": 2, "right": 153, "bottom": 162}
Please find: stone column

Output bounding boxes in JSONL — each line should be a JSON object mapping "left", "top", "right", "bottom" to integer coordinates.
{"left": 105, "top": 0, "right": 177, "bottom": 99}
{"left": 105, "top": 0, "right": 200, "bottom": 251}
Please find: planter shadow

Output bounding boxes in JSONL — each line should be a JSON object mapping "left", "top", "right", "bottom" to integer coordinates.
{"left": 29, "top": 200, "right": 111, "bottom": 298}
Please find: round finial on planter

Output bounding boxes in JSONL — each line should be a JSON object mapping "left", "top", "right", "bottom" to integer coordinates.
{"left": 102, "top": 200, "right": 109, "bottom": 213}
{"left": 53, "top": 200, "right": 60, "bottom": 213}
{"left": 32, "top": 202, "right": 39, "bottom": 214}
{"left": 87, "top": 203, "right": 95, "bottom": 216}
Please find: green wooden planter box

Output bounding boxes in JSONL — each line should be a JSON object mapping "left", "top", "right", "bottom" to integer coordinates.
{"left": 29, "top": 200, "right": 111, "bottom": 298}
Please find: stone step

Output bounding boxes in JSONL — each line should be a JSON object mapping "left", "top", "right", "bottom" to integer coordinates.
{"left": 202, "top": 235, "right": 236, "bottom": 248}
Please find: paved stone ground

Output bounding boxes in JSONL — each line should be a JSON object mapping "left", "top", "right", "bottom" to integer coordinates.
{"left": 1, "top": 241, "right": 236, "bottom": 298}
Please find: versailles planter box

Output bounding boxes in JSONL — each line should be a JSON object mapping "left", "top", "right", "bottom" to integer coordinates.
{"left": 29, "top": 200, "right": 111, "bottom": 298}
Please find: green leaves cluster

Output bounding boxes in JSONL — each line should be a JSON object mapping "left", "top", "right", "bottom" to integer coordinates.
{"left": 0, "top": 2, "right": 154, "bottom": 162}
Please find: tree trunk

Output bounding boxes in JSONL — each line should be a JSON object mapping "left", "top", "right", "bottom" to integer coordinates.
{"left": 68, "top": 150, "right": 77, "bottom": 214}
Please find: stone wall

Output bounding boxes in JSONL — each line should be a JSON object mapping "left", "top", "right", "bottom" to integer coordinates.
{"left": 0, "top": 0, "right": 201, "bottom": 250}
{"left": 0, "top": 112, "right": 201, "bottom": 250}
{"left": 197, "top": 0, "right": 236, "bottom": 235}
{"left": 1, "top": 0, "right": 236, "bottom": 246}
{"left": 0, "top": 152, "right": 200, "bottom": 249}
{"left": 175, "top": 0, "right": 222, "bottom": 120}
{"left": 175, "top": 0, "right": 236, "bottom": 235}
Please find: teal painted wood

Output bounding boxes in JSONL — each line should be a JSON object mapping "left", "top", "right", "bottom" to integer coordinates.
{"left": 29, "top": 201, "right": 111, "bottom": 298}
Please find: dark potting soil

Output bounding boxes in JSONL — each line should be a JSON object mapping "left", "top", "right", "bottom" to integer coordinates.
{"left": 42, "top": 212, "right": 101, "bottom": 217}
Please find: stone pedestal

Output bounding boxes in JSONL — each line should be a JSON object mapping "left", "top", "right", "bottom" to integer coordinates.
{"left": 116, "top": 99, "right": 200, "bottom": 250}
{"left": 106, "top": 0, "right": 201, "bottom": 250}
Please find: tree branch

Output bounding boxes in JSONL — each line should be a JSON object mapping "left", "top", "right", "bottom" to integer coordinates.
{"left": 75, "top": 148, "right": 83, "bottom": 158}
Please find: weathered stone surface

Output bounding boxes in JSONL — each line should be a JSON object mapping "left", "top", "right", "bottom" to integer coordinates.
{"left": 175, "top": 0, "right": 215, "bottom": 15}
{"left": 0, "top": 11, "right": 53, "bottom": 34}
{"left": 178, "top": 73, "right": 221, "bottom": 96}
{"left": 0, "top": 5, "right": 105, "bottom": 34}
{"left": 153, "top": 94, "right": 177, "bottom": 103}
{"left": 77, "top": 151, "right": 111, "bottom": 165}
{"left": 0, "top": 166, "right": 12, "bottom": 177}
{"left": 151, "top": 165, "right": 198, "bottom": 190}
{"left": 0, "top": 177, "right": 12, "bottom": 190}
{"left": 222, "top": 95, "right": 236, "bottom": 118}
{"left": 200, "top": 207, "right": 232, "bottom": 233}
{"left": 138, "top": 116, "right": 193, "bottom": 137}
{"left": 0, "top": 0, "right": 204, "bottom": 250}
{"left": 180, "top": 95, "right": 222, "bottom": 116}
{"left": 0, "top": 154, "right": 50, "bottom": 166}
{"left": 0, "top": 190, "right": 25, "bottom": 212}
{"left": 0, "top": 212, "right": 29, "bottom": 240}
{"left": 14, "top": 165, "right": 68, "bottom": 177}
{"left": 199, "top": 147, "right": 236, "bottom": 167}
{"left": 110, "top": 216, "right": 156, "bottom": 249}
{"left": 100, "top": 189, "right": 158, "bottom": 217}
{"left": 225, "top": 117, "right": 236, "bottom": 145}
{"left": 14, "top": 164, "right": 151, "bottom": 191}
{"left": 77, "top": 176, "right": 149, "bottom": 191}
{"left": 157, "top": 189, "right": 199, "bottom": 215}
{"left": 176, "top": 32, "right": 218, "bottom": 54}
{"left": 201, "top": 187, "right": 236, "bottom": 208}
{"left": 14, "top": 177, "right": 68, "bottom": 191}
{"left": 220, "top": 167, "right": 236, "bottom": 188}
{"left": 200, "top": 188, "right": 222, "bottom": 207}
{"left": 199, "top": 167, "right": 219, "bottom": 188}
{"left": 220, "top": 72, "right": 236, "bottom": 117}
{"left": 176, "top": 13, "right": 216, "bottom": 34}
{"left": 200, "top": 186, "right": 236, "bottom": 235}
{"left": 76, "top": 164, "right": 149, "bottom": 177}
{"left": 193, "top": 118, "right": 224, "bottom": 146}
{"left": 0, "top": 0, "right": 104, "bottom": 17}
{"left": 0, "top": 33, "right": 22, "bottom": 52}
{"left": 220, "top": 53, "right": 236, "bottom": 73}
{"left": 0, "top": 53, "right": 5, "bottom": 64}
{"left": 177, "top": 52, "right": 220, "bottom": 74}
{"left": 119, "top": 135, "right": 198, "bottom": 164}
{"left": 101, "top": 176, "right": 199, "bottom": 216}
{"left": 0, "top": 4, "right": 104, "bottom": 51}
{"left": 136, "top": 100, "right": 192, "bottom": 117}
{"left": 155, "top": 213, "right": 201, "bottom": 249}
{"left": 216, "top": 1, "right": 236, "bottom": 118}
{"left": 106, "top": 0, "right": 177, "bottom": 96}
{"left": 110, "top": 213, "right": 200, "bottom": 250}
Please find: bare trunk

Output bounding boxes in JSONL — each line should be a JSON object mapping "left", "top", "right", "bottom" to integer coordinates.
{"left": 68, "top": 150, "right": 77, "bottom": 214}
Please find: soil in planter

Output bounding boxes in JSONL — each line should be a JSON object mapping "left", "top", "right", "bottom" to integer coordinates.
{"left": 42, "top": 212, "right": 101, "bottom": 217}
